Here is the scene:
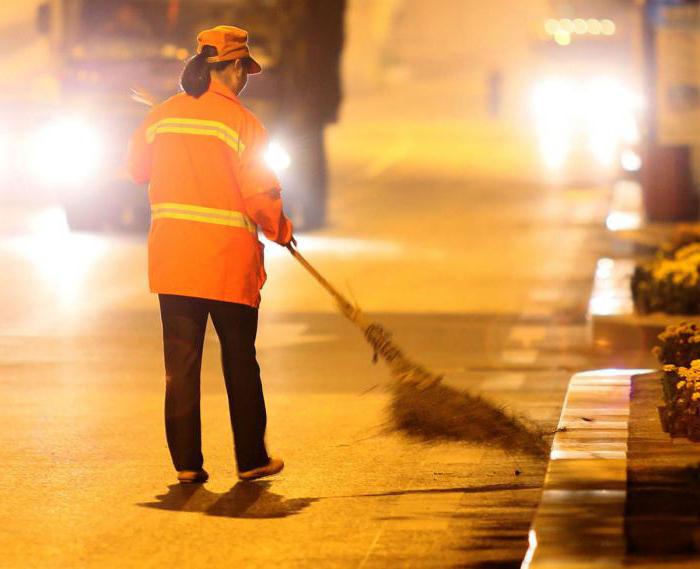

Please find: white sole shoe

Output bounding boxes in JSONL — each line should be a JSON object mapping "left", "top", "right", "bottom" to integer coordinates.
{"left": 238, "top": 458, "right": 284, "bottom": 481}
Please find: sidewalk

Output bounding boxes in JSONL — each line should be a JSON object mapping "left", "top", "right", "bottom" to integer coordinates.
{"left": 524, "top": 183, "right": 700, "bottom": 568}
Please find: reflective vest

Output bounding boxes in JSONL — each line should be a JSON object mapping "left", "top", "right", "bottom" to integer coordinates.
{"left": 127, "top": 79, "right": 293, "bottom": 307}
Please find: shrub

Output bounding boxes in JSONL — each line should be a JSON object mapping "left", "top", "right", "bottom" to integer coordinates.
{"left": 632, "top": 243, "right": 700, "bottom": 314}
{"left": 653, "top": 322, "right": 700, "bottom": 367}
{"left": 654, "top": 324, "right": 700, "bottom": 440}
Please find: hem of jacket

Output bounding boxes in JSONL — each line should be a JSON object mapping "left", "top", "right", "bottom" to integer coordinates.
{"left": 150, "top": 286, "right": 261, "bottom": 309}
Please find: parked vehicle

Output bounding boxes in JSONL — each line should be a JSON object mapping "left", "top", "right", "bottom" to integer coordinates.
{"left": 33, "top": 0, "right": 344, "bottom": 230}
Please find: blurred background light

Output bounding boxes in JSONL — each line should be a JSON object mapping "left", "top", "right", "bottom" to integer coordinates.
{"left": 586, "top": 78, "right": 628, "bottom": 167}
{"left": 545, "top": 19, "right": 560, "bottom": 35}
{"left": 160, "top": 43, "right": 177, "bottom": 58}
{"left": 587, "top": 19, "right": 603, "bottom": 35}
{"left": 606, "top": 211, "right": 643, "bottom": 231}
{"left": 573, "top": 19, "right": 588, "bottom": 35}
{"left": 546, "top": 18, "right": 616, "bottom": 40}
{"left": 560, "top": 18, "right": 574, "bottom": 33}
{"left": 0, "top": 132, "right": 7, "bottom": 179}
{"left": 601, "top": 19, "right": 616, "bottom": 36}
{"left": 621, "top": 149, "right": 642, "bottom": 172}
{"left": 554, "top": 30, "right": 571, "bottom": 46}
{"left": 532, "top": 79, "right": 574, "bottom": 170}
{"left": 265, "top": 141, "right": 292, "bottom": 174}
{"left": 532, "top": 75, "right": 641, "bottom": 173}
{"left": 29, "top": 118, "right": 104, "bottom": 187}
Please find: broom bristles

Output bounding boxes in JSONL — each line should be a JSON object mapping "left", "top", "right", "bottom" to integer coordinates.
{"left": 391, "top": 381, "right": 549, "bottom": 457}
{"left": 339, "top": 300, "right": 548, "bottom": 457}
{"left": 289, "top": 248, "right": 548, "bottom": 457}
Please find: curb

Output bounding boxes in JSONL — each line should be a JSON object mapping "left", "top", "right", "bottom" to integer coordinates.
{"left": 521, "top": 368, "right": 652, "bottom": 569}
{"left": 588, "top": 258, "right": 688, "bottom": 351}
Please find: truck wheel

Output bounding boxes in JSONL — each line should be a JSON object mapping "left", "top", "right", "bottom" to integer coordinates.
{"left": 63, "top": 204, "right": 103, "bottom": 232}
{"left": 118, "top": 205, "right": 151, "bottom": 232}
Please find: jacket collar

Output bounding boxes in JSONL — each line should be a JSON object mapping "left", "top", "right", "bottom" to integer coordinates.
{"left": 209, "top": 78, "right": 239, "bottom": 102}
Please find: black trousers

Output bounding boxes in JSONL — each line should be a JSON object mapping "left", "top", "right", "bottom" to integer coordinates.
{"left": 158, "top": 294, "right": 269, "bottom": 473}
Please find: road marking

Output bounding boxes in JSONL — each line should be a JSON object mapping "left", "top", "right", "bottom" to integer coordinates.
{"left": 500, "top": 349, "right": 538, "bottom": 366}
{"left": 518, "top": 305, "right": 553, "bottom": 319}
{"left": 508, "top": 326, "right": 547, "bottom": 347}
{"left": 207, "top": 323, "right": 336, "bottom": 350}
{"left": 528, "top": 289, "right": 561, "bottom": 303}
{"left": 478, "top": 372, "right": 526, "bottom": 390}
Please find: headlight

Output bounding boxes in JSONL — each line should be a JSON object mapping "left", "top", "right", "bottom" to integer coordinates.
{"left": 29, "top": 118, "right": 104, "bottom": 187}
{"left": 585, "top": 79, "right": 641, "bottom": 168}
{"left": 586, "top": 79, "right": 625, "bottom": 167}
{"left": 533, "top": 76, "right": 642, "bottom": 171}
{"left": 0, "top": 131, "right": 8, "bottom": 179}
{"left": 621, "top": 149, "right": 642, "bottom": 172}
{"left": 532, "top": 79, "right": 574, "bottom": 170}
{"left": 264, "top": 141, "right": 291, "bottom": 174}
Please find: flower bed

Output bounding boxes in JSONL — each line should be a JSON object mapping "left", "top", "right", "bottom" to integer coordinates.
{"left": 632, "top": 242, "right": 700, "bottom": 315}
{"left": 654, "top": 323, "right": 700, "bottom": 440}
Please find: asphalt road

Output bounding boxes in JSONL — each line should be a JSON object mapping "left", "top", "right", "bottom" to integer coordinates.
{"left": 0, "top": 143, "right": 625, "bottom": 568}
{"left": 0, "top": 25, "right": 642, "bottom": 565}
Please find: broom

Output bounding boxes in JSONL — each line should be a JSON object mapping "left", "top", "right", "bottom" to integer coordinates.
{"left": 286, "top": 244, "right": 548, "bottom": 457}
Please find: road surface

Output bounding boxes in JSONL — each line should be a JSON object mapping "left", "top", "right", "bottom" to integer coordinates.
{"left": 0, "top": 101, "right": 627, "bottom": 569}
{"left": 0, "top": 2, "right": 647, "bottom": 566}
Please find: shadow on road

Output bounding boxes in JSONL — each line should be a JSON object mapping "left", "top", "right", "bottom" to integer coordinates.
{"left": 140, "top": 481, "right": 538, "bottom": 522}
{"left": 139, "top": 481, "right": 318, "bottom": 519}
{"left": 343, "top": 483, "right": 538, "bottom": 499}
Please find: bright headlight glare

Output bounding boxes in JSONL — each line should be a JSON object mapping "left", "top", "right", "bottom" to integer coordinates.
{"left": 30, "top": 118, "right": 103, "bottom": 186}
{"left": 0, "top": 132, "right": 7, "bottom": 177}
{"left": 621, "top": 149, "right": 642, "bottom": 172}
{"left": 533, "top": 76, "right": 642, "bottom": 171}
{"left": 264, "top": 141, "right": 291, "bottom": 174}
{"left": 532, "top": 79, "right": 575, "bottom": 170}
{"left": 585, "top": 79, "right": 639, "bottom": 166}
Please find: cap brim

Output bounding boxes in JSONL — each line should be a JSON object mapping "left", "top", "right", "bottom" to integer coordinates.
{"left": 248, "top": 57, "right": 262, "bottom": 74}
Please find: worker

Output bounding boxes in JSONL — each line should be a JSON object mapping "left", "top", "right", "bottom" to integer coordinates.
{"left": 127, "top": 26, "right": 292, "bottom": 484}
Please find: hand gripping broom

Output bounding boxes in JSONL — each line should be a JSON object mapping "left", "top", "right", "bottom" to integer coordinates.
{"left": 286, "top": 244, "right": 548, "bottom": 457}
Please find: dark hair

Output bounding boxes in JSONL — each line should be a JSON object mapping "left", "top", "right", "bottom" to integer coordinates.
{"left": 180, "top": 45, "right": 236, "bottom": 98}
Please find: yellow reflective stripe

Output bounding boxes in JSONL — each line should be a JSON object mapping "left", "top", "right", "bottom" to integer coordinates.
{"left": 151, "top": 212, "right": 256, "bottom": 231}
{"left": 146, "top": 118, "right": 245, "bottom": 154}
{"left": 152, "top": 202, "right": 245, "bottom": 217}
{"left": 151, "top": 203, "right": 256, "bottom": 233}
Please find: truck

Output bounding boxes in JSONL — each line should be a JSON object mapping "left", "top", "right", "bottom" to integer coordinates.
{"left": 530, "top": 0, "right": 643, "bottom": 185}
{"left": 33, "top": 0, "right": 344, "bottom": 231}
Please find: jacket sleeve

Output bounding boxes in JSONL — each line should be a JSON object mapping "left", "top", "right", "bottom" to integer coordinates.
{"left": 237, "top": 115, "right": 293, "bottom": 245}
{"left": 126, "top": 116, "right": 153, "bottom": 185}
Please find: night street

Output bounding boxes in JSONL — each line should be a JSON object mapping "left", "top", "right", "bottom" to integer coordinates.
{"left": 0, "top": 71, "right": 623, "bottom": 567}
{"left": 3, "top": 0, "right": 695, "bottom": 567}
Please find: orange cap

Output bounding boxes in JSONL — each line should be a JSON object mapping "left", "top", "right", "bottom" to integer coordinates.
{"left": 196, "top": 25, "right": 262, "bottom": 74}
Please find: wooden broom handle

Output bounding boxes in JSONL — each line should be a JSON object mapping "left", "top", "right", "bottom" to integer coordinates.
{"left": 286, "top": 244, "right": 355, "bottom": 309}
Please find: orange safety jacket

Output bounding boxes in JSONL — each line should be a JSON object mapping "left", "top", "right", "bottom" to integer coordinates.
{"left": 127, "top": 79, "right": 293, "bottom": 308}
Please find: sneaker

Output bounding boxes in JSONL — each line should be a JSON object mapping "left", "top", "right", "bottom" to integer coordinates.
{"left": 177, "top": 469, "right": 209, "bottom": 484}
{"left": 238, "top": 458, "right": 284, "bottom": 481}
